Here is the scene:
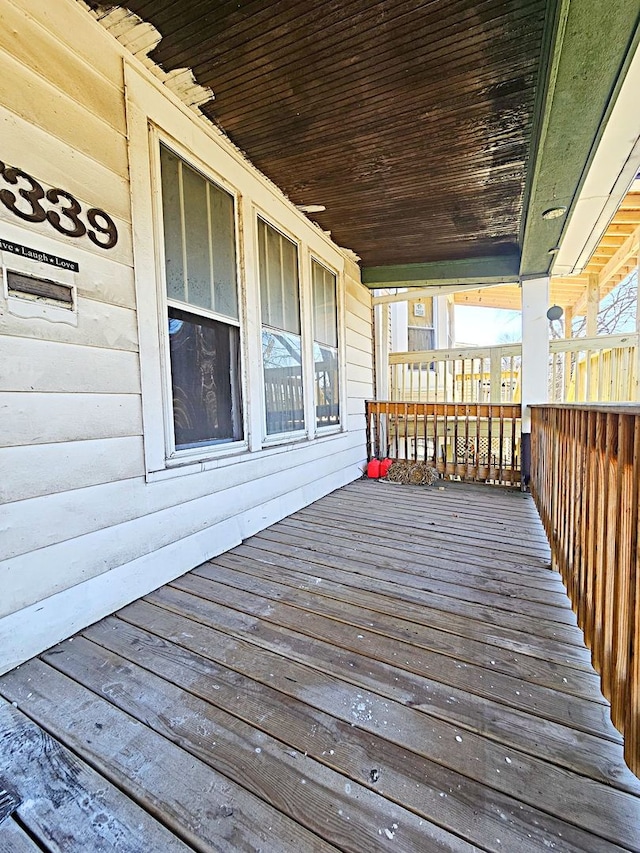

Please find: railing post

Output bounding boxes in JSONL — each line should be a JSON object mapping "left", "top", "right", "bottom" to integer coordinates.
{"left": 521, "top": 276, "right": 550, "bottom": 486}
{"left": 374, "top": 302, "right": 390, "bottom": 401}
{"left": 635, "top": 244, "right": 640, "bottom": 400}
{"left": 489, "top": 347, "right": 502, "bottom": 403}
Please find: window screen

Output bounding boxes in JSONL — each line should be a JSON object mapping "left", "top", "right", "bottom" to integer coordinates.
{"left": 160, "top": 145, "right": 238, "bottom": 320}
{"left": 408, "top": 326, "right": 435, "bottom": 352}
{"left": 257, "top": 218, "right": 304, "bottom": 435}
{"left": 312, "top": 260, "right": 339, "bottom": 427}
{"left": 160, "top": 144, "right": 243, "bottom": 450}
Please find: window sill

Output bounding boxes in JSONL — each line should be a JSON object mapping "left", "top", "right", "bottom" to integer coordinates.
{"left": 145, "top": 428, "right": 346, "bottom": 483}
{"left": 166, "top": 439, "right": 249, "bottom": 466}
{"left": 262, "top": 429, "right": 308, "bottom": 448}
{"left": 316, "top": 424, "right": 342, "bottom": 436}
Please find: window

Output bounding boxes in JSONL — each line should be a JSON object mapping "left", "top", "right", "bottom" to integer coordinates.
{"left": 408, "top": 326, "right": 435, "bottom": 351}
{"left": 257, "top": 218, "right": 304, "bottom": 436}
{"left": 311, "top": 259, "right": 340, "bottom": 428}
{"left": 408, "top": 297, "right": 434, "bottom": 353}
{"left": 159, "top": 144, "right": 243, "bottom": 451}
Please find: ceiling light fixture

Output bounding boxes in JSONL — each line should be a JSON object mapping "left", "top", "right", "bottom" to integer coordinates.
{"left": 542, "top": 206, "right": 567, "bottom": 220}
{"left": 548, "top": 246, "right": 561, "bottom": 255}
{"left": 296, "top": 204, "right": 326, "bottom": 214}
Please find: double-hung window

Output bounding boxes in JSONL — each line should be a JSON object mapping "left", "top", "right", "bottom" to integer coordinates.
{"left": 311, "top": 259, "right": 340, "bottom": 428}
{"left": 159, "top": 144, "right": 243, "bottom": 452}
{"left": 257, "top": 218, "right": 304, "bottom": 436}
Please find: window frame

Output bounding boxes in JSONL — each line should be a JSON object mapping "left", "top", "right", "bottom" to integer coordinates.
{"left": 310, "top": 255, "right": 342, "bottom": 434}
{"left": 125, "top": 64, "right": 351, "bottom": 481}
{"left": 150, "top": 131, "right": 249, "bottom": 463}
{"left": 407, "top": 324, "right": 436, "bottom": 353}
{"left": 255, "top": 211, "right": 308, "bottom": 445}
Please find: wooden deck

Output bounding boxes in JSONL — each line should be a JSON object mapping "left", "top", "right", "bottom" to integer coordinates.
{"left": 1, "top": 480, "right": 640, "bottom": 852}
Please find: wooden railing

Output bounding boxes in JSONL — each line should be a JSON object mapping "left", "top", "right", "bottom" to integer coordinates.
{"left": 549, "top": 333, "right": 639, "bottom": 403}
{"left": 388, "top": 333, "right": 639, "bottom": 405}
{"left": 366, "top": 401, "right": 522, "bottom": 486}
{"left": 389, "top": 343, "right": 520, "bottom": 404}
{"left": 530, "top": 404, "right": 640, "bottom": 776}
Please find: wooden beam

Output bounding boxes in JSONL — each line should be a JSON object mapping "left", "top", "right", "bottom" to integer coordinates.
{"left": 453, "top": 289, "right": 523, "bottom": 310}
{"left": 553, "top": 276, "right": 588, "bottom": 285}
{"left": 564, "top": 305, "right": 574, "bottom": 338}
{"left": 362, "top": 254, "right": 521, "bottom": 287}
{"left": 567, "top": 228, "right": 640, "bottom": 315}
{"left": 586, "top": 273, "right": 599, "bottom": 336}
{"left": 618, "top": 194, "right": 640, "bottom": 209}
{"left": 598, "top": 237, "right": 628, "bottom": 248}
{"left": 597, "top": 225, "right": 640, "bottom": 287}
{"left": 610, "top": 211, "right": 640, "bottom": 225}
{"left": 606, "top": 224, "right": 638, "bottom": 236}
{"left": 372, "top": 283, "right": 496, "bottom": 305}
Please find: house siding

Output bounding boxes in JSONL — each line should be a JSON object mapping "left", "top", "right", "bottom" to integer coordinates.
{"left": 0, "top": 0, "right": 372, "bottom": 672}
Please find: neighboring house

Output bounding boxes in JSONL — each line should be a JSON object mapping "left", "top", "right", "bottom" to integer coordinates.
{"left": 0, "top": 0, "right": 373, "bottom": 673}
{"left": 390, "top": 294, "right": 454, "bottom": 353}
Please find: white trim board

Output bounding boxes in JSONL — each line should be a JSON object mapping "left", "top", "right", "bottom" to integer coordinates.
{"left": 553, "top": 41, "right": 640, "bottom": 277}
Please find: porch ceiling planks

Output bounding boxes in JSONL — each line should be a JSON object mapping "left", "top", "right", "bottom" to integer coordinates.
{"left": 86, "top": 0, "right": 547, "bottom": 274}
{"left": 1, "top": 480, "right": 640, "bottom": 851}
{"left": 82, "top": 1, "right": 640, "bottom": 283}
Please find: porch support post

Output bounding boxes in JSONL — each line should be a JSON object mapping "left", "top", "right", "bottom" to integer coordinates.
{"left": 520, "top": 276, "right": 550, "bottom": 486}
{"left": 586, "top": 272, "right": 599, "bottom": 337}
{"left": 435, "top": 296, "right": 451, "bottom": 348}
{"left": 564, "top": 305, "right": 573, "bottom": 338}
{"left": 374, "top": 302, "right": 390, "bottom": 400}
{"left": 390, "top": 300, "right": 409, "bottom": 353}
{"left": 636, "top": 247, "right": 640, "bottom": 400}
{"left": 563, "top": 305, "right": 574, "bottom": 401}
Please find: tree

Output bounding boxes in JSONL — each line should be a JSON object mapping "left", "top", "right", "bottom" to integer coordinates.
{"left": 572, "top": 270, "right": 638, "bottom": 337}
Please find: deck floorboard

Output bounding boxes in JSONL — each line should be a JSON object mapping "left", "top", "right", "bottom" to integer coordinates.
{"left": 0, "top": 818, "right": 44, "bottom": 852}
{"left": 1, "top": 480, "right": 639, "bottom": 852}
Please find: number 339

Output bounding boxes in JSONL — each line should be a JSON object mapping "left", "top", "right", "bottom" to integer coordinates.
{"left": 0, "top": 160, "right": 118, "bottom": 249}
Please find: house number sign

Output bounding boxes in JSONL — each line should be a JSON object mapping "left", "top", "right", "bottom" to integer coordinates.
{"left": 0, "top": 160, "right": 118, "bottom": 249}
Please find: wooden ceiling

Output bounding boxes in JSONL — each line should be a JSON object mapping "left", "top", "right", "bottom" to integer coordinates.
{"left": 90, "top": 0, "right": 547, "bottom": 266}
{"left": 86, "top": 1, "right": 639, "bottom": 285}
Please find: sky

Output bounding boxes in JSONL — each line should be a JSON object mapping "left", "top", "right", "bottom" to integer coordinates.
{"left": 453, "top": 269, "right": 638, "bottom": 345}
{"left": 454, "top": 306, "right": 522, "bottom": 346}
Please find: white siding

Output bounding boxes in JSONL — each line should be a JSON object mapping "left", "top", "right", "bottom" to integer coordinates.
{"left": 0, "top": 338, "right": 141, "bottom": 394}
{"left": 0, "top": 437, "right": 145, "bottom": 505}
{"left": 0, "top": 392, "right": 143, "bottom": 447}
{"left": 0, "top": 0, "right": 373, "bottom": 673}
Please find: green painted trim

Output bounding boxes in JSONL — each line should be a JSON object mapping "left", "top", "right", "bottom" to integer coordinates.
{"left": 518, "top": 0, "right": 568, "bottom": 249}
{"left": 520, "top": 1, "right": 640, "bottom": 278}
{"left": 361, "top": 254, "right": 521, "bottom": 288}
